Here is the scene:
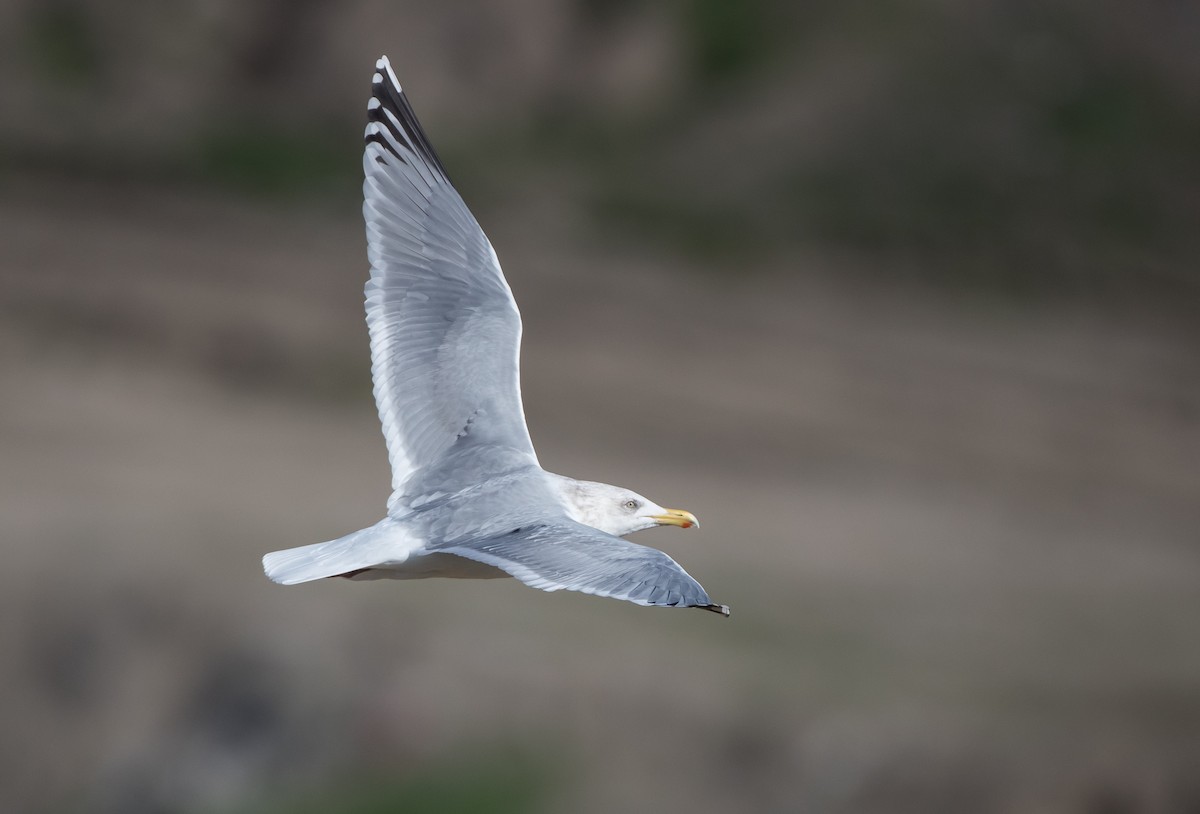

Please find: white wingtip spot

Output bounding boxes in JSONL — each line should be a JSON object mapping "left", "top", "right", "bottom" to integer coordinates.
{"left": 376, "top": 56, "right": 390, "bottom": 70}
{"left": 372, "top": 72, "right": 383, "bottom": 84}
{"left": 379, "top": 58, "right": 403, "bottom": 93}
{"left": 367, "top": 97, "right": 381, "bottom": 110}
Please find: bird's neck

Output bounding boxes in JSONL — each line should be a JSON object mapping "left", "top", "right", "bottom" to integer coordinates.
{"left": 544, "top": 472, "right": 598, "bottom": 526}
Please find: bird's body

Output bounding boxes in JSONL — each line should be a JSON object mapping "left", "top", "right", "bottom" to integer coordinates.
{"left": 263, "top": 57, "right": 728, "bottom": 616}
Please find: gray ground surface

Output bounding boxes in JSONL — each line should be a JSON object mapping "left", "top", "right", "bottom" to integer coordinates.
{"left": 2, "top": 181, "right": 1199, "bottom": 813}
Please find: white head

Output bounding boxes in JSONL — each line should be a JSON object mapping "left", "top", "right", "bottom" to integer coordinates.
{"left": 546, "top": 474, "right": 699, "bottom": 538}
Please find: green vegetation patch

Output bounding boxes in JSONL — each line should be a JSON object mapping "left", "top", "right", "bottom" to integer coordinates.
{"left": 25, "top": 2, "right": 104, "bottom": 88}
{"left": 195, "top": 124, "right": 358, "bottom": 198}
{"left": 786, "top": 10, "right": 1200, "bottom": 299}
{"left": 220, "top": 745, "right": 557, "bottom": 814}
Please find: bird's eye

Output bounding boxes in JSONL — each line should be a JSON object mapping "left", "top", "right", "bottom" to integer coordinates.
{"left": 623, "top": 500, "right": 639, "bottom": 511}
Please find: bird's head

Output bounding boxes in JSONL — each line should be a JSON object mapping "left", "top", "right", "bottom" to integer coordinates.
{"left": 549, "top": 476, "right": 699, "bottom": 538}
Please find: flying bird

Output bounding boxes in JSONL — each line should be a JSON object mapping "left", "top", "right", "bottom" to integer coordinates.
{"left": 263, "top": 57, "right": 728, "bottom": 616}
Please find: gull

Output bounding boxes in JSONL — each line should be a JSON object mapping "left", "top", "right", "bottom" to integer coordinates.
{"left": 263, "top": 56, "right": 728, "bottom": 616}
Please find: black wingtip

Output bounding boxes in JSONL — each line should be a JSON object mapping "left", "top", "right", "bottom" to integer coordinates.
{"left": 366, "top": 55, "right": 450, "bottom": 182}
{"left": 699, "top": 603, "right": 731, "bottom": 617}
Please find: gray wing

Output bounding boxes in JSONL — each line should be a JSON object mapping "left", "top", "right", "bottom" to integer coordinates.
{"left": 438, "top": 521, "right": 730, "bottom": 615}
{"left": 363, "top": 57, "right": 537, "bottom": 512}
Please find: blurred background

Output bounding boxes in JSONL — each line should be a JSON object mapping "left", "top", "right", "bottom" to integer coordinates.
{"left": 2, "top": 1, "right": 1198, "bottom": 812}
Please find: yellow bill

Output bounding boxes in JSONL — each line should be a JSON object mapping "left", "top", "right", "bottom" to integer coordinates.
{"left": 651, "top": 508, "right": 699, "bottom": 529}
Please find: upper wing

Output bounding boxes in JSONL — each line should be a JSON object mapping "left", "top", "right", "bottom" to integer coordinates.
{"left": 437, "top": 521, "right": 730, "bottom": 614}
{"left": 363, "top": 57, "right": 537, "bottom": 511}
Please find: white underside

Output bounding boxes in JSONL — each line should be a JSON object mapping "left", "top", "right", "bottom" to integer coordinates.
{"left": 263, "top": 516, "right": 511, "bottom": 585}
{"left": 342, "top": 552, "right": 507, "bottom": 581}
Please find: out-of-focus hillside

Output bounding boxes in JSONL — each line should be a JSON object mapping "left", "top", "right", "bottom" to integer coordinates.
{"left": 3, "top": 0, "right": 1199, "bottom": 304}
{"left": 4, "top": 178, "right": 1199, "bottom": 814}
{"left": 1, "top": 2, "right": 1198, "bottom": 814}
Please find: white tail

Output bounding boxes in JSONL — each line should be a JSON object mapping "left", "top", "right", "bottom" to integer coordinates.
{"left": 263, "top": 518, "right": 415, "bottom": 585}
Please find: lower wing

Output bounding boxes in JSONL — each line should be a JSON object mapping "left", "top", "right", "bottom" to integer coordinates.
{"left": 437, "top": 521, "right": 729, "bottom": 615}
